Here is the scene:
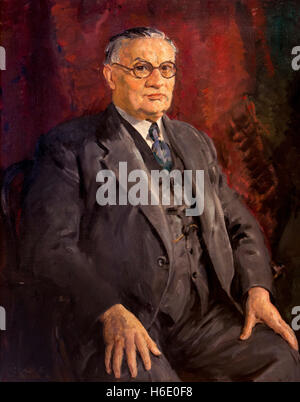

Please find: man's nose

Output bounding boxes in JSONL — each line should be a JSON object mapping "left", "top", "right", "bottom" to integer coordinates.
{"left": 145, "top": 67, "right": 164, "bottom": 88}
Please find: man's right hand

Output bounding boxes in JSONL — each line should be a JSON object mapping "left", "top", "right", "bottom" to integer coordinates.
{"left": 99, "top": 304, "right": 161, "bottom": 378}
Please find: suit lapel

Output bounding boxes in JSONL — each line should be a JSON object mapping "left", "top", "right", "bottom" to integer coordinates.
{"left": 162, "top": 114, "right": 215, "bottom": 241}
{"left": 163, "top": 115, "right": 236, "bottom": 295}
{"left": 95, "top": 104, "right": 174, "bottom": 269}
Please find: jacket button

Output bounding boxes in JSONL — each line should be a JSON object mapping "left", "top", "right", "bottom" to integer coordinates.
{"left": 157, "top": 256, "right": 168, "bottom": 267}
{"left": 192, "top": 271, "right": 198, "bottom": 279}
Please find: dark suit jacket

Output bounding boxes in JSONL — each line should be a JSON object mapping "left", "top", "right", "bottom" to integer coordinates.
{"left": 20, "top": 103, "right": 273, "bottom": 337}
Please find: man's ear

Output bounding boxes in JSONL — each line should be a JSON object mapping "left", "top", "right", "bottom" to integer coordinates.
{"left": 103, "top": 65, "right": 116, "bottom": 90}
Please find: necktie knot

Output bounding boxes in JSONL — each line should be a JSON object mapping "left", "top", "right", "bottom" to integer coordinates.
{"left": 149, "top": 122, "right": 160, "bottom": 143}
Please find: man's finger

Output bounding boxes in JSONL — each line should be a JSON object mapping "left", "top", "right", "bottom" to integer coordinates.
{"left": 135, "top": 332, "right": 151, "bottom": 371}
{"left": 240, "top": 313, "right": 256, "bottom": 340}
{"left": 112, "top": 338, "right": 125, "bottom": 378}
{"left": 280, "top": 322, "right": 299, "bottom": 351}
{"left": 105, "top": 343, "right": 113, "bottom": 374}
{"left": 125, "top": 332, "right": 137, "bottom": 378}
{"left": 263, "top": 314, "right": 299, "bottom": 351}
{"left": 144, "top": 333, "right": 161, "bottom": 356}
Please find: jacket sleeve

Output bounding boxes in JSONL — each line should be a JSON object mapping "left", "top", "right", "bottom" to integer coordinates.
{"left": 19, "top": 128, "right": 121, "bottom": 336}
{"left": 203, "top": 133, "right": 274, "bottom": 297}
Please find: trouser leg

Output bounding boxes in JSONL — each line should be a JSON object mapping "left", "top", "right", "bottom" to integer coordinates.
{"left": 59, "top": 319, "right": 180, "bottom": 382}
{"left": 163, "top": 301, "right": 300, "bottom": 382}
{"left": 58, "top": 297, "right": 300, "bottom": 382}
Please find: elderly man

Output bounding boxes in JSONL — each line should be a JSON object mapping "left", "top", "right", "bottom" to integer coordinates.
{"left": 20, "top": 27, "right": 300, "bottom": 382}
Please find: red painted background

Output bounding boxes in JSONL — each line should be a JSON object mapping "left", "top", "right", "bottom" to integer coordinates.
{"left": 1, "top": 0, "right": 300, "bottom": 253}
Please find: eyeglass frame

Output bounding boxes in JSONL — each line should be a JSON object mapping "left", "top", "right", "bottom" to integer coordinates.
{"left": 111, "top": 60, "right": 177, "bottom": 79}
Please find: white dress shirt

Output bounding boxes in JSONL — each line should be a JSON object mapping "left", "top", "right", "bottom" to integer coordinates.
{"left": 115, "top": 105, "right": 167, "bottom": 149}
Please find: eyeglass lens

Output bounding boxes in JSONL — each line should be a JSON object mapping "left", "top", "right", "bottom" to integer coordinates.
{"left": 133, "top": 61, "right": 176, "bottom": 78}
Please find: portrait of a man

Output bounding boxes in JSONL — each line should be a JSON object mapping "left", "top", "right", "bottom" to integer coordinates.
{"left": 1, "top": 0, "right": 300, "bottom": 384}
{"left": 13, "top": 27, "right": 300, "bottom": 382}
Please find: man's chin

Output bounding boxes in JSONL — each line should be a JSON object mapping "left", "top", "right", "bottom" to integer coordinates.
{"left": 140, "top": 104, "right": 170, "bottom": 119}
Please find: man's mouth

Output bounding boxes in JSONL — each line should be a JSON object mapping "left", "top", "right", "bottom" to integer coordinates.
{"left": 146, "top": 93, "right": 165, "bottom": 100}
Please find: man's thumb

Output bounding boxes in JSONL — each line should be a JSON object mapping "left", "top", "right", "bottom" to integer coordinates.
{"left": 240, "top": 313, "right": 256, "bottom": 340}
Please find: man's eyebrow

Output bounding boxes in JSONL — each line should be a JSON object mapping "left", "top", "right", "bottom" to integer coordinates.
{"left": 132, "top": 57, "right": 175, "bottom": 63}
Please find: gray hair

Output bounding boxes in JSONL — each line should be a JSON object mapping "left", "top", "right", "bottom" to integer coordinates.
{"left": 104, "top": 27, "right": 177, "bottom": 65}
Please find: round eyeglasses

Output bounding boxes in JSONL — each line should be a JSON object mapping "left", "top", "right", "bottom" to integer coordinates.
{"left": 111, "top": 60, "right": 176, "bottom": 79}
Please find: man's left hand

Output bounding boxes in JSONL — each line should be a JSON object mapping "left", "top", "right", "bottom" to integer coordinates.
{"left": 240, "top": 286, "right": 299, "bottom": 351}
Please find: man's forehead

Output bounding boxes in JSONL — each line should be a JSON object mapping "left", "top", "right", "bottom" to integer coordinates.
{"left": 118, "top": 37, "right": 176, "bottom": 64}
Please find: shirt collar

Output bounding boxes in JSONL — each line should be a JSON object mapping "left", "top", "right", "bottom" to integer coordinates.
{"left": 115, "top": 105, "right": 164, "bottom": 144}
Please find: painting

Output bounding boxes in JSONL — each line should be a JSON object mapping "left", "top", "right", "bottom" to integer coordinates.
{"left": 0, "top": 0, "right": 300, "bottom": 383}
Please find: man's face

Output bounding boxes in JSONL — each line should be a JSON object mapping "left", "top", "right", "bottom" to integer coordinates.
{"left": 104, "top": 37, "right": 176, "bottom": 121}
